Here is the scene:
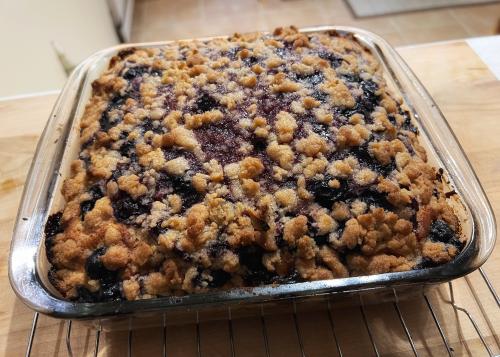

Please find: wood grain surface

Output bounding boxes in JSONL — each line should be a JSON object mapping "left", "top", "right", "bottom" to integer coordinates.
{"left": 0, "top": 40, "right": 498, "bottom": 357}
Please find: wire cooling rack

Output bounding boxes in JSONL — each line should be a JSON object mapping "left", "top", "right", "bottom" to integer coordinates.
{"left": 24, "top": 267, "right": 499, "bottom": 357}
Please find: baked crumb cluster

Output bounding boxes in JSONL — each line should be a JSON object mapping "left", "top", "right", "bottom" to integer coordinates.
{"left": 45, "top": 27, "right": 464, "bottom": 302}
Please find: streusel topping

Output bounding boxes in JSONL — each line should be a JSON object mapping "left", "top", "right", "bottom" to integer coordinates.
{"left": 45, "top": 27, "right": 464, "bottom": 302}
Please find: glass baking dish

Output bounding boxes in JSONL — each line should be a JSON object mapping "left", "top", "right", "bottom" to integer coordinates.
{"left": 9, "top": 26, "right": 496, "bottom": 321}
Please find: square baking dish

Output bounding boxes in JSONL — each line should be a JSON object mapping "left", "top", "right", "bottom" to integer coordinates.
{"left": 9, "top": 26, "right": 496, "bottom": 320}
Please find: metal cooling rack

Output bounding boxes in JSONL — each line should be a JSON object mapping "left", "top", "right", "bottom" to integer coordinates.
{"left": 24, "top": 267, "right": 499, "bottom": 357}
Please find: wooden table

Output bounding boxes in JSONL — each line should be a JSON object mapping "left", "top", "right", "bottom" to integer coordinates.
{"left": 0, "top": 40, "right": 498, "bottom": 357}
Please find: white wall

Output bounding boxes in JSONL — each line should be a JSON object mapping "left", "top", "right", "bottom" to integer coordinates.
{"left": 0, "top": 0, "right": 119, "bottom": 97}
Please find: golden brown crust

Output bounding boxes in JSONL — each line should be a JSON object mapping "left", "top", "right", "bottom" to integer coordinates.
{"left": 45, "top": 27, "right": 463, "bottom": 302}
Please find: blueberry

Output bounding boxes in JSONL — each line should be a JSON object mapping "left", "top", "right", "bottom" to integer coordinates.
{"left": 272, "top": 221, "right": 285, "bottom": 249}
{"left": 141, "top": 118, "right": 154, "bottom": 133}
{"left": 80, "top": 201, "right": 94, "bottom": 218}
{"left": 275, "top": 235, "right": 286, "bottom": 248}
{"left": 361, "top": 79, "right": 378, "bottom": 98}
{"left": 238, "top": 245, "right": 264, "bottom": 271}
{"left": 272, "top": 270, "right": 301, "bottom": 284}
{"left": 194, "top": 93, "right": 218, "bottom": 113}
{"left": 252, "top": 137, "right": 267, "bottom": 152}
{"left": 318, "top": 51, "right": 343, "bottom": 68}
{"left": 358, "top": 189, "right": 393, "bottom": 211}
{"left": 101, "top": 282, "right": 123, "bottom": 301}
{"left": 208, "top": 270, "right": 232, "bottom": 288}
{"left": 428, "top": 220, "right": 463, "bottom": 249}
{"left": 117, "top": 49, "right": 134, "bottom": 59}
{"left": 111, "top": 163, "right": 128, "bottom": 181}
{"left": 387, "top": 115, "right": 399, "bottom": 128}
{"left": 307, "top": 220, "right": 329, "bottom": 245}
{"left": 109, "top": 94, "right": 126, "bottom": 108}
{"left": 79, "top": 152, "right": 91, "bottom": 169}
{"left": 275, "top": 47, "right": 289, "bottom": 59}
{"left": 307, "top": 176, "right": 349, "bottom": 208}
{"left": 444, "top": 190, "right": 457, "bottom": 198}
{"left": 148, "top": 221, "right": 165, "bottom": 237}
{"left": 311, "top": 123, "right": 332, "bottom": 141}
{"left": 99, "top": 95, "right": 127, "bottom": 132}
{"left": 155, "top": 174, "right": 203, "bottom": 211}
{"left": 85, "top": 247, "right": 118, "bottom": 284}
{"left": 190, "top": 271, "right": 202, "bottom": 288}
{"left": 99, "top": 111, "right": 116, "bottom": 132}
{"left": 111, "top": 191, "right": 152, "bottom": 222}
{"left": 122, "top": 65, "right": 148, "bottom": 81}
{"left": 140, "top": 118, "right": 163, "bottom": 134}
{"left": 81, "top": 137, "right": 95, "bottom": 149}
{"left": 45, "top": 212, "right": 64, "bottom": 238}
{"left": 336, "top": 220, "right": 347, "bottom": 236}
{"left": 245, "top": 269, "right": 275, "bottom": 285}
{"left": 358, "top": 80, "right": 380, "bottom": 116}
{"left": 119, "top": 140, "right": 136, "bottom": 158}
{"left": 435, "top": 168, "right": 444, "bottom": 182}
{"left": 340, "top": 79, "right": 380, "bottom": 118}
{"left": 341, "top": 74, "right": 362, "bottom": 84}
{"left": 243, "top": 56, "right": 259, "bottom": 66}
{"left": 313, "top": 235, "right": 329, "bottom": 246}
{"left": 74, "top": 283, "right": 122, "bottom": 302}
{"left": 238, "top": 245, "right": 275, "bottom": 285}
{"left": 429, "top": 220, "right": 455, "bottom": 243}
{"left": 415, "top": 220, "right": 463, "bottom": 270}
{"left": 224, "top": 46, "right": 239, "bottom": 60}
{"left": 45, "top": 212, "right": 64, "bottom": 261}
{"left": 311, "top": 91, "right": 329, "bottom": 103}
{"left": 80, "top": 185, "right": 104, "bottom": 219}
{"left": 350, "top": 144, "right": 395, "bottom": 176}
{"left": 400, "top": 110, "right": 418, "bottom": 133}
{"left": 207, "top": 240, "right": 229, "bottom": 258}
{"left": 119, "top": 131, "right": 130, "bottom": 140}
{"left": 151, "top": 68, "right": 163, "bottom": 77}
{"left": 449, "top": 239, "right": 464, "bottom": 249}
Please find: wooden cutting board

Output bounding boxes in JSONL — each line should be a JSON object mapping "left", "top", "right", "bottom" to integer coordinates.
{"left": 0, "top": 40, "right": 498, "bottom": 356}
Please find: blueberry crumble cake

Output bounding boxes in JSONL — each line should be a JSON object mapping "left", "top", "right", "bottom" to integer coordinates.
{"left": 45, "top": 27, "right": 464, "bottom": 302}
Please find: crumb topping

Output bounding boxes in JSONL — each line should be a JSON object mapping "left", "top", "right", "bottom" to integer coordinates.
{"left": 45, "top": 27, "right": 464, "bottom": 302}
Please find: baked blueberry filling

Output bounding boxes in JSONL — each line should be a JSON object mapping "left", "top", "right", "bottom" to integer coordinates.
{"left": 45, "top": 27, "right": 463, "bottom": 302}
